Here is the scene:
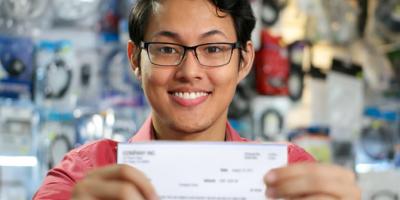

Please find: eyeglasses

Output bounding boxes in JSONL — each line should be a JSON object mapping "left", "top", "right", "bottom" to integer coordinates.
{"left": 140, "top": 41, "right": 241, "bottom": 67}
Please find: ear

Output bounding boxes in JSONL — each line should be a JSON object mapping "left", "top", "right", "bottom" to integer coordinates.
{"left": 127, "top": 40, "right": 142, "bottom": 81}
{"left": 237, "top": 41, "right": 255, "bottom": 83}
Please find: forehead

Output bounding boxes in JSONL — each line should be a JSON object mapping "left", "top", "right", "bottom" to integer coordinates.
{"left": 144, "top": 0, "right": 236, "bottom": 42}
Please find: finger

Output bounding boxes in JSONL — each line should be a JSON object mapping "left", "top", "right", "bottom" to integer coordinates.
{"left": 265, "top": 169, "right": 358, "bottom": 199}
{"left": 73, "top": 179, "right": 145, "bottom": 200}
{"left": 264, "top": 163, "right": 356, "bottom": 186}
{"left": 86, "top": 164, "right": 158, "bottom": 200}
{"left": 289, "top": 194, "right": 337, "bottom": 200}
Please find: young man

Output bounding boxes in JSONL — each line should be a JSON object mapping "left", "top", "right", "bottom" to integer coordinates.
{"left": 34, "top": 0, "right": 360, "bottom": 199}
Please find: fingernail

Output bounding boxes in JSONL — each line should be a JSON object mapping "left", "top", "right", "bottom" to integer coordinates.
{"left": 265, "top": 172, "right": 276, "bottom": 184}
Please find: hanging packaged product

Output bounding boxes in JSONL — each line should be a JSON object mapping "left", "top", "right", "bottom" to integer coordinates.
{"left": 38, "top": 109, "right": 75, "bottom": 169}
{"left": 298, "top": 0, "right": 358, "bottom": 44}
{"left": 52, "top": 0, "right": 101, "bottom": 26}
{"left": 228, "top": 81, "right": 253, "bottom": 119}
{"left": 0, "top": 35, "right": 35, "bottom": 100}
{"left": 309, "top": 66, "right": 329, "bottom": 126}
{"left": 0, "top": 0, "right": 48, "bottom": 22}
{"left": 357, "top": 107, "right": 399, "bottom": 163}
{"left": 286, "top": 40, "right": 312, "bottom": 101}
{"left": 75, "top": 106, "right": 146, "bottom": 145}
{"left": 250, "top": 96, "right": 291, "bottom": 141}
{"left": 98, "top": 0, "right": 120, "bottom": 42}
{"left": 255, "top": 30, "right": 290, "bottom": 96}
{"left": 327, "top": 58, "right": 364, "bottom": 142}
{"left": 375, "top": 0, "right": 400, "bottom": 42}
{"left": 0, "top": 101, "right": 38, "bottom": 156}
{"left": 249, "top": 0, "right": 262, "bottom": 51}
{"left": 386, "top": 47, "right": 400, "bottom": 97}
{"left": 100, "top": 45, "right": 146, "bottom": 107}
{"left": 260, "top": 0, "right": 288, "bottom": 27}
{"left": 75, "top": 47, "right": 101, "bottom": 105}
{"left": 75, "top": 110, "right": 107, "bottom": 146}
{"left": 35, "top": 40, "right": 80, "bottom": 110}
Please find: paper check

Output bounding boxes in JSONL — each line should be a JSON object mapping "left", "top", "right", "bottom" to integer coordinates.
{"left": 117, "top": 142, "right": 287, "bottom": 200}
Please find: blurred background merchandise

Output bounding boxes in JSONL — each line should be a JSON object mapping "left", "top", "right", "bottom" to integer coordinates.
{"left": 0, "top": 0, "right": 399, "bottom": 199}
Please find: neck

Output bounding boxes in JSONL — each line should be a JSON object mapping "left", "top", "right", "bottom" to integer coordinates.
{"left": 152, "top": 114, "right": 227, "bottom": 141}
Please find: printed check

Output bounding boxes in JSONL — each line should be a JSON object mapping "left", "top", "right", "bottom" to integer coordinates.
{"left": 117, "top": 142, "right": 287, "bottom": 200}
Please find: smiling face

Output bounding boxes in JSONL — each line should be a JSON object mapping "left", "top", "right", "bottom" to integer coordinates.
{"left": 128, "top": 0, "right": 254, "bottom": 140}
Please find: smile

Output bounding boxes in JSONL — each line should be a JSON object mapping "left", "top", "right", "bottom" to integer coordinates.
{"left": 168, "top": 90, "right": 211, "bottom": 107}
{"left": 172, "top": 92, "right": 209, "bottom": 100}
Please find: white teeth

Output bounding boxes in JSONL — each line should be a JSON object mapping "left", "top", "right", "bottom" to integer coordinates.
{"left": 173, "top": 92, "right": 208, "bottom": 99}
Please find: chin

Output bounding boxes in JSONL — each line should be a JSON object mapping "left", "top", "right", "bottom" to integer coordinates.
{"left": 170, "top": 119, "right": 211, "bottom": 134}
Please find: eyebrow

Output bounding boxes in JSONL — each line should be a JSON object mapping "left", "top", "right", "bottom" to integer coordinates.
{"left": 151, "top": 29, "right": 228, "bottom": 41}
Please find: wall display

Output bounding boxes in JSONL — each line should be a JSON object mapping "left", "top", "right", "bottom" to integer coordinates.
{"left": 0, "top": 35, "right": 35, "bottom": 100}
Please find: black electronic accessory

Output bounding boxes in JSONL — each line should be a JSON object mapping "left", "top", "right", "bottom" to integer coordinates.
{"left": 261, "top": 0, "right": 288, "bottom": 26}
{"left": 287, "top": 40, "right": 312, "bottom": 101}
{"left": 361, "top": 124, "right": 395, "bottom": 160}
{"left": 228, "top": 82, "right": 253, "bottom": 119}
{"left": 80, "top": 64, "right": 91, "bottom": 87}
{"left": 375, "top": 0, "right": 400, "bottom": 33}
{"left": 4, "top": 57, "right": 26, "bottom": 77}
{"left": 48, "top": 134, "right": 72, "bottom": 168}
{"left": 44, "top": 58, "right": 72, "bottom": 99}
{"left": 260, "top": 108, "right": 284, "bottom": 141}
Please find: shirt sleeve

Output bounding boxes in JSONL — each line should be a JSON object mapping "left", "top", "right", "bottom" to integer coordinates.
{"left": 33, "top": 150, "right": 88, "bottom": 200}
{"left": 288, "top": 143, "right": 316, "bottom": 164}
{"left": 33, "top": 139, "right": 117, "bottom": 200}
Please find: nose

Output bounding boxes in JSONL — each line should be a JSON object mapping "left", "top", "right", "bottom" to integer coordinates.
{"left": 174, "top": 49, "right": 204, "bottom": 81}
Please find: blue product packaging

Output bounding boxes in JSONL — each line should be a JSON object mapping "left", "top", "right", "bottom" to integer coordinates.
{"left": 0, "top": 35, "right": 35, "bottom": 100}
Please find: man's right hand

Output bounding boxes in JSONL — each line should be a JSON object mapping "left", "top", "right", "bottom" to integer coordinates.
{"left": 72, "top": 164, "right": 159, "bottom": 200}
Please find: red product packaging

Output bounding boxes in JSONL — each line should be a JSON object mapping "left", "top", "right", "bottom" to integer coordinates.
{"left": 255, "top": 30, "right": 289, "bottom": 95}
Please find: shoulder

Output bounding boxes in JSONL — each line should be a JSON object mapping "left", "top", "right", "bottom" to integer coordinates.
{"left": 69, "top": 139, "right": 118, "bottom": 168}
{"left": 33, "top": 139, "right": 118, "bottom": 199}
{"left": 287, "top": 143, "right": 316, "bottom": 164}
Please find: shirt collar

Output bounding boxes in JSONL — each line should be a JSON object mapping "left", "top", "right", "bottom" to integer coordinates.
{"left": 129, "top": 115, "right": 247, "bottom": 142}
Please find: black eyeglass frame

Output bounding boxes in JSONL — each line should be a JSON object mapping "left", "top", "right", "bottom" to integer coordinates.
{"left": 140, "top": 41, "right": 242, "bottom": 67}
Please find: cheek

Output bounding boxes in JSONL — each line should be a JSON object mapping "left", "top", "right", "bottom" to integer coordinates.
{"left": 211, "top": 65, "right": 240, "bottom": 89}
{"left": 140, "top": 56, "right": 171, "bottom": 90}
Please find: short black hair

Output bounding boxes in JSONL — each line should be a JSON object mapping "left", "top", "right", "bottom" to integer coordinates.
{"left": 128, "top": 0, "right": 256, "bottom": 54}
